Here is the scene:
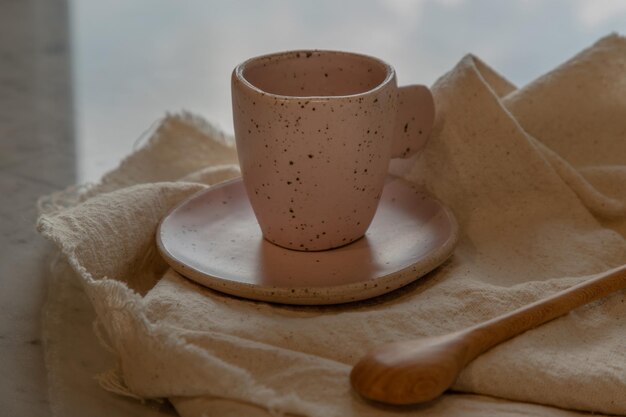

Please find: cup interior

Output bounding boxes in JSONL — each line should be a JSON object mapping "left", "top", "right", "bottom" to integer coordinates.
{"left": 239, "top": 51, "right": 390, "bottom": 97}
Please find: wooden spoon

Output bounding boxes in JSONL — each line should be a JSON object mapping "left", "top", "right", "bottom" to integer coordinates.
{"left": 350, "top": 264, "right": 626, "bottom": 405}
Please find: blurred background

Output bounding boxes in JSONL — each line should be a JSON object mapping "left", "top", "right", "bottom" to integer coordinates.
{"left": 71, "top": 0, "right": 626, "bottom": 182}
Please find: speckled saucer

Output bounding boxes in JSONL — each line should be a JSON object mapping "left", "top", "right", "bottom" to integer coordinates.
{"left": 157, "top": 177, "right": 458, "bottom": 305}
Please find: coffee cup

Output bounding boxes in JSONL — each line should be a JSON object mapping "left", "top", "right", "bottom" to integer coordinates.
{"left": 231, "top": 50, "right": 434, "bottom": 251}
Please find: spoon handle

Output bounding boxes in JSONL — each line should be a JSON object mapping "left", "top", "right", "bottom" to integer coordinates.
{"left": 463, "top": 264, "right": 626, "bottom": 360}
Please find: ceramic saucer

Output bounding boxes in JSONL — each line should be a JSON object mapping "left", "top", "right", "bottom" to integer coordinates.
{"left": 157, "top": 177, "right": 458, "bottom": 305}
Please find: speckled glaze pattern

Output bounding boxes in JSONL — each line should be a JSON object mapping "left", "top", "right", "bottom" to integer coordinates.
{"left": 232, "top": 50, "right": 434, "bottom": 251}
{"left": 157, "top": 177, "right": 458, "bottom": 305}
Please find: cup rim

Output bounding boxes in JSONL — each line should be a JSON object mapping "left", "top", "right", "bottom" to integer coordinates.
{"left": 233, "top": 49, "right": 395, "bottom": 100}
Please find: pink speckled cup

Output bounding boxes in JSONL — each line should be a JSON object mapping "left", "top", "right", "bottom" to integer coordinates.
{"left": 232, "top": 50, "right": 434, "bottom": 251}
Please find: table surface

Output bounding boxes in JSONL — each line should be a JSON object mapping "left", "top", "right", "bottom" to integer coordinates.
{"left": 1, "top": 0, "right": 624, "bottom": 415}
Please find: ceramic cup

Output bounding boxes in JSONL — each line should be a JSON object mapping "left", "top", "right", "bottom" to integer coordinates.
{"left": 232, "top": 50, "right": 434, "bottom": 251}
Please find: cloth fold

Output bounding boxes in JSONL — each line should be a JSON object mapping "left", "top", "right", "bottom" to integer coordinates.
{"left": 38, "top": 35, "right": 626, "bottom": 417}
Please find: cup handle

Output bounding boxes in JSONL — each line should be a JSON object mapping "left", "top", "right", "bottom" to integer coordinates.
{"left": 391, "top": 85, "right": 435, "bottom": 159}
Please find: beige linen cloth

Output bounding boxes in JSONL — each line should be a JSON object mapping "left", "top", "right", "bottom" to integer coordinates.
{"left": 38, "top": 35, "right": 626, "bottom": 416}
